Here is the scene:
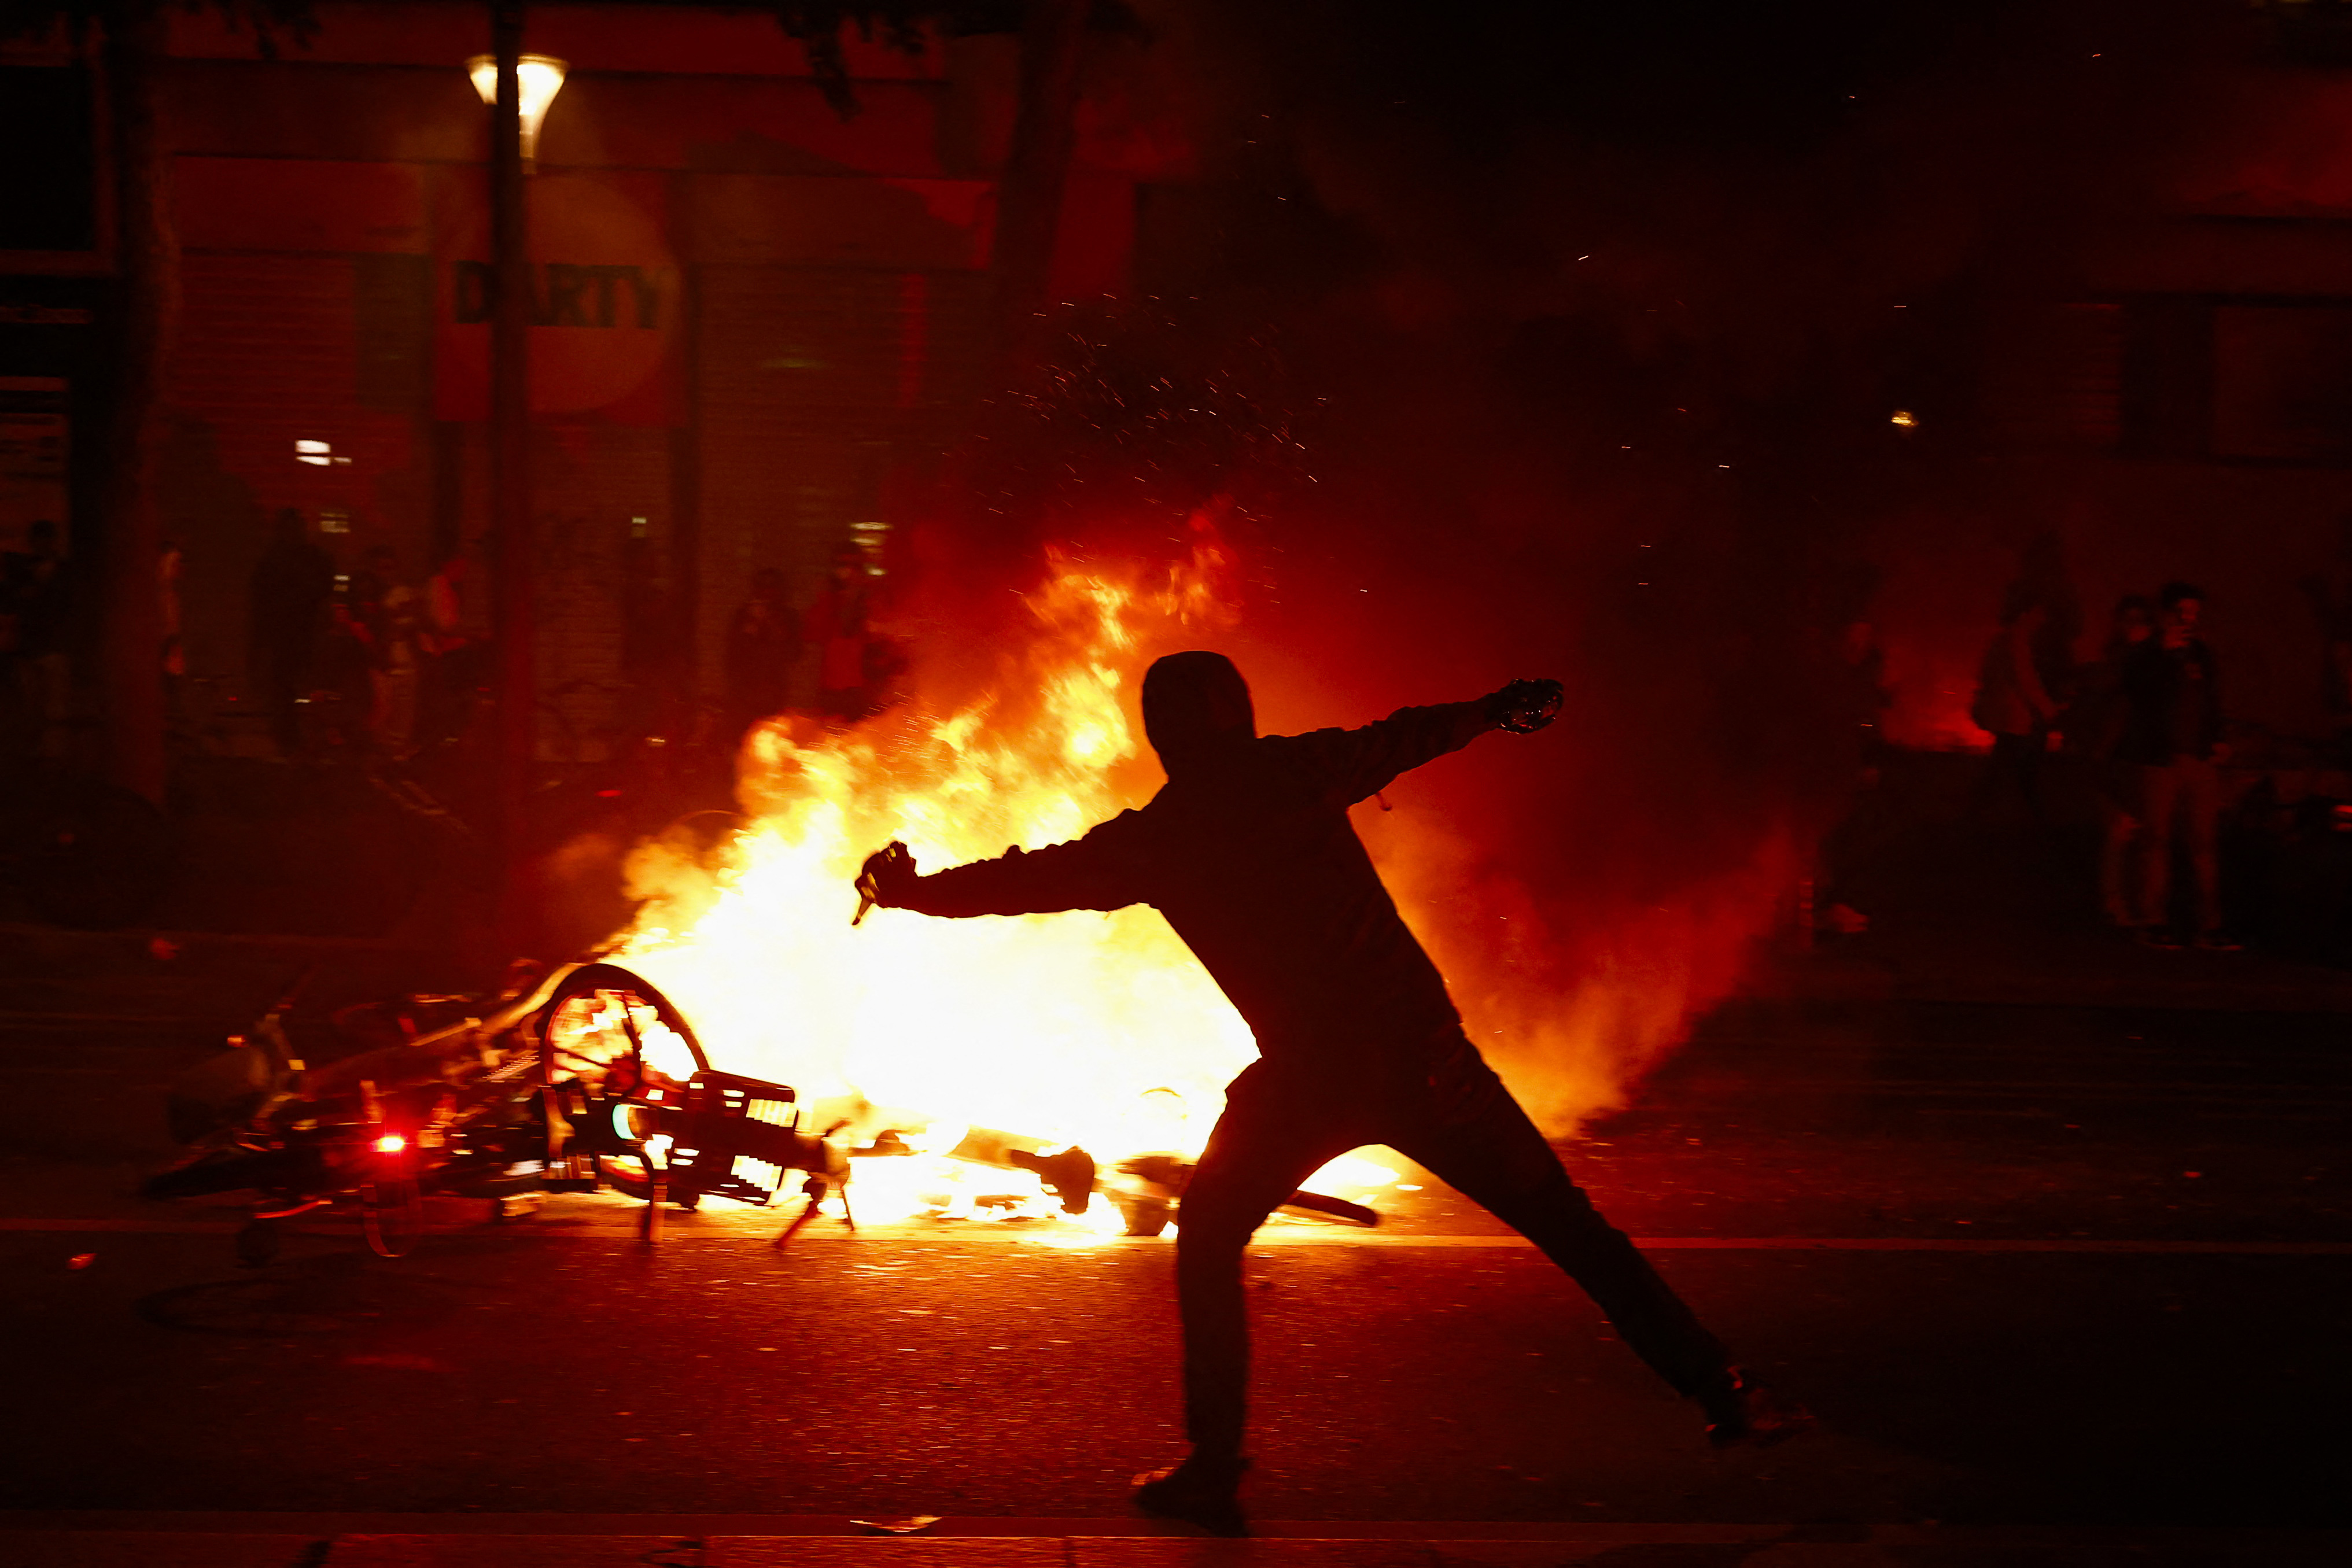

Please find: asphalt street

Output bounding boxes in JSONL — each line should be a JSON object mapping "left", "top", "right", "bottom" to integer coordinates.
{"left": 4, "top": 987, "right": 2347, "bottom": 1548}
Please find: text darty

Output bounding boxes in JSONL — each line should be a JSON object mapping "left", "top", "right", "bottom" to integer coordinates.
{"left": 450, "top": 261, "right": 666, "bottom": 329}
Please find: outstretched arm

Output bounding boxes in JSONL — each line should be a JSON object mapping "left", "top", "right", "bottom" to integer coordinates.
{"left": 856, "top": 815, "right": 1149, "bottom": 920}
{"left": 1284, "top": 678, "right": 1561, "bottom": 805}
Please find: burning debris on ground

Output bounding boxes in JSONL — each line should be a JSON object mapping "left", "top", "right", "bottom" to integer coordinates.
{"left": 143, "top": 943, "right": 1391, "bottom": 1257}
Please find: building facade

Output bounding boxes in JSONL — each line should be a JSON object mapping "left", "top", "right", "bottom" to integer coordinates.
{"left": 1, "top": 1, "right": 1174, "bottom": 759}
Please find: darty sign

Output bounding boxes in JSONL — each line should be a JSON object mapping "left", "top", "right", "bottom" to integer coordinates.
{"left": 433, "top": 171, "right": 680, "bottom": 425}
{"left": 449, "top": 261, "right": 667, "bottom": 330}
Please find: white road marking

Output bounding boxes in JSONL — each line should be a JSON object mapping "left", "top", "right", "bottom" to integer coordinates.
{"left": 3, "top": 1215, "right": 2349, "bottom": 1253}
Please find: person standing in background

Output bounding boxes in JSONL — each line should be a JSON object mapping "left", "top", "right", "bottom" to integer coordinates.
{"left": 352, "top": 545, "right": 417, "bottom": 754}
{"left": 315, "top": 567, "right": 379, "bottom": 756}
{"left": 418, "top": 544, "right": 492, "bottom": 751}
{"left": 805, "top": 543, "right": 874, "bottom": 725}
{"left": 2120, "top": 582, "right": 2235, "bottom": 950}
{"left": 723, "top": 567, "right": 801, "bottom": 745}
{"left": 2068, "top": 595, "right": 2157, "bottom": 929}
{"left": 1968, "top": 596, "right": 2061, "bottom": 822}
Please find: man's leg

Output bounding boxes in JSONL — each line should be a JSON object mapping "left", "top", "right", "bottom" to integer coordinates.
{"left": 2183, "top": 756, "right": 2225, "bottom": 936}
{"left": 1173, "top": 1066, "right": 1360, "bottom": 1463}
{"left": 1134, "top": 1066, "right": 1360, "bottom": 1534}
{"left": 2099, "top": 763, "right": 2143, "bottom": 927}
{"left": 1385, "top": 1045, "right": 1733, "bottom": 1403}
{"left": 2100, "top": 804, "right": 2138, "bottom": 925}
{"left": 2139, "top": 761, "right": 2181, "bottom": 931}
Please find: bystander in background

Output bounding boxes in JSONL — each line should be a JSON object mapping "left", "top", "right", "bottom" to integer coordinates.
{"left": 418, "top": 545, "right": 491, "bottom": 752}
{"left": 2066, "top": 594, "right": 2158, "bottom": 929}
{"left": 315, "top": 562, "right": 381, "bottom": 756}
{"left": 805, "top": 544, "right": 875, "bottom": 724}
{"left": 350, "top": 546, "right": 417, "bottom": 755}
{"left": 2119, "top": 581, "right": 2235, "bottom": 950}
{"left": 1968, "top": 595, "right": 2060, "bottom": 822}
{"left": 724, "top": 567, "right": 800, "bottom": 746}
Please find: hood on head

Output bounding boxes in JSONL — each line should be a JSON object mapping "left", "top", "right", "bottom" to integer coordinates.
{"left": 1142, "top": 651, "right": 1255, "bottom": 770}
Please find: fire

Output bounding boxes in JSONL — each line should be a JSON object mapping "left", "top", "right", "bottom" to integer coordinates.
{"left": 611, "top": 518, "right": 1296, "bottom": 1226}
{"left": 599, "top": 516, "right": 1774, "bottom": 1229}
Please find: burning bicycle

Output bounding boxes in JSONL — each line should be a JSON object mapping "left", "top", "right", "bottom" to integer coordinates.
{"left": 145, "top": 960, "right": 1375, "bottom": 1264}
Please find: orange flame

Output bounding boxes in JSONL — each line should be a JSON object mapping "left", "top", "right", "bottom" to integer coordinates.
{"left": 609, "top": 516, "right": 1782, "bottom": 1226}
{"left": 611, "top": 520, "right": 1288, "bottom": 1224}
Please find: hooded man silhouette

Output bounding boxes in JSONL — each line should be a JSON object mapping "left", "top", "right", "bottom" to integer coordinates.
{"left": 857, "top": 653, "right": 1801, "bottom": 1534}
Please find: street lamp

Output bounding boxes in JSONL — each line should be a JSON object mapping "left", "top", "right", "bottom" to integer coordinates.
{"left": 466, "top": 53, "right": 567, "bottom": 173}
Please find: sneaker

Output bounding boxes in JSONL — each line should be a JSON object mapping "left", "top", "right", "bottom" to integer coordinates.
{"left": 1702, "top": 1370, "right": 1814, "bottom": 1449}
{"left": 2193, "top": 931, "right": 2243, "bottom": 953}
{"left": 1133, "top": 1455, "right": 1250, "bottom": 1537}
{"left": 2136, "top": 926, "right": 2185, "bottom": 950}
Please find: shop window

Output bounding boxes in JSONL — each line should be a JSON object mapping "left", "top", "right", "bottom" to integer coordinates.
{"left": 0, "top": 64, "right": 96, "bottom": 254}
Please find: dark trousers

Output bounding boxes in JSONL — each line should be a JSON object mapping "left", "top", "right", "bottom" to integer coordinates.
{"left": 2140, "top": 755, "right": 2223, "bottom": 932}
{"left": 1176, "top": 1036, "right": 1732, "bottom": 1459}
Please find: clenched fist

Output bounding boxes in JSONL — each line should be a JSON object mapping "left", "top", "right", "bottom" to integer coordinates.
{"left": 851, "top": 841, "right": 918, "bottom": 925}
{"left": 1484, "top": 678, "right": 1563, "bottom": 735}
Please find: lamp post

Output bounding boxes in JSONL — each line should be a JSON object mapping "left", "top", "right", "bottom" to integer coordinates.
{"left": 473, "top": 7, "right": 566, "bottom": 949}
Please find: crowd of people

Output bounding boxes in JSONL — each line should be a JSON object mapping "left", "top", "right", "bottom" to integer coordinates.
{"left": 1973, "top": 580, "right": 2238, "bottom": 950}
{"left": 721, "top": 540, "right": 898, "bottom": 746}
{"left": 246, "top": 510, "right": 441, "bottom": 761}
{"left": 239, "top": 512, "right": 894, "bottom": 765}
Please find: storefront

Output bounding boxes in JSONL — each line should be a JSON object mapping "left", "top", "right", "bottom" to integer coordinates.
{"left": 80, "top": 2, "right": 1170, "bottom": 757}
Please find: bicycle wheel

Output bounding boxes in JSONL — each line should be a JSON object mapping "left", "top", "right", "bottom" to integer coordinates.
{"left": 536, "top": 963, "right": 710, "bottom": 1087}
{"left": 534, "top": 964, "right": 710, "bottom": 1202}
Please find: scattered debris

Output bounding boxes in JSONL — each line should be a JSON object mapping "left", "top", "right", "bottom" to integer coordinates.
{"left": 854, "top": 1517, "right": 942, "bottom": 1536}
